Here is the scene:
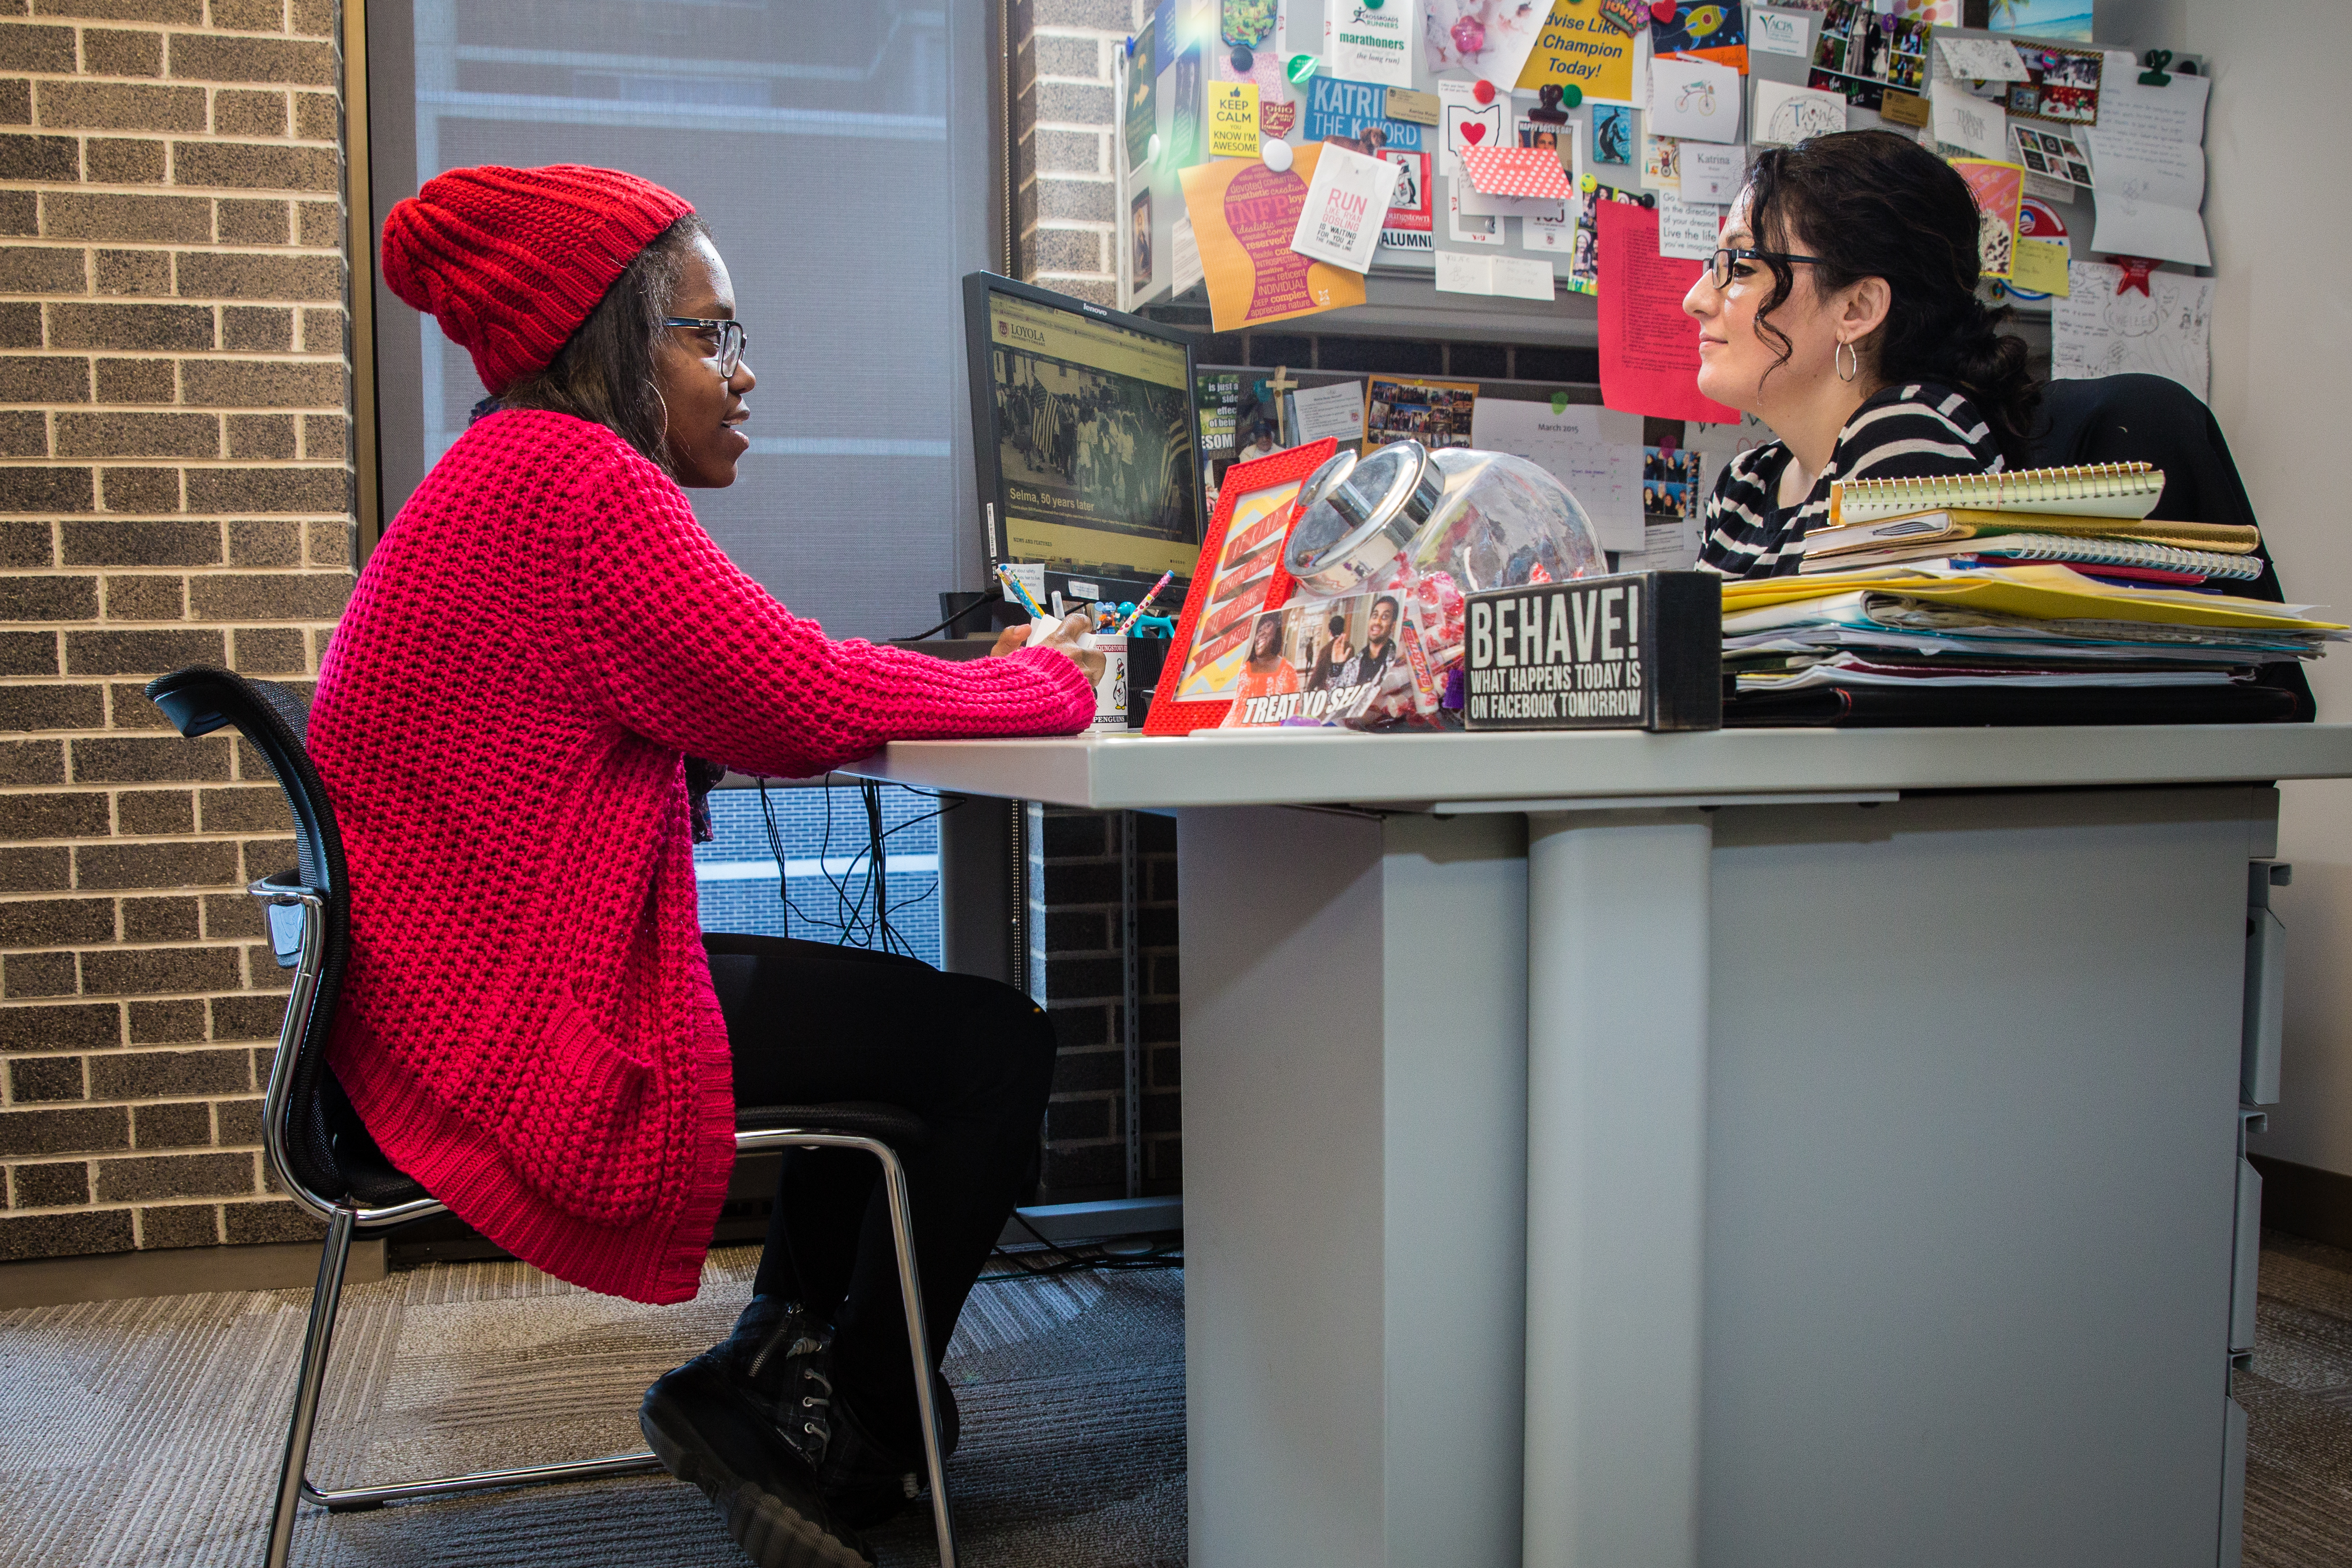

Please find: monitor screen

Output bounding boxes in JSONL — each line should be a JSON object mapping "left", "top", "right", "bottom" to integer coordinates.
{"left": 964, "top": 274, "right": 1202, "bottom": 599}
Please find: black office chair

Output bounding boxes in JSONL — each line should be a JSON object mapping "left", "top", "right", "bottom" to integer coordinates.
{"left": 2021, "top": 372, "right": 2315, "bottom": 721}
{"left": 142, "top": 664, "right": 959, "bottom": 1568}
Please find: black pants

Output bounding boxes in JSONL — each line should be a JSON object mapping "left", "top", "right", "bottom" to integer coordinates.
{"left": 702, "top": 933, "right": 1058, "bottom": 1459}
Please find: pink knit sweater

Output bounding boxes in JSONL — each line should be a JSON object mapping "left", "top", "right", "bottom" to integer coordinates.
{"left": 308, "top": 409, "right": 1094, "bottom": 1304}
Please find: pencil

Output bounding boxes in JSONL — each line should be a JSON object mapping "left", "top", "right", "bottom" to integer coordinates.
{"left": 995, "top": 564, "right": 1047, "bottom": 621}
{"left": 1118, "top": 571, "right": 1174, "bottom": 633}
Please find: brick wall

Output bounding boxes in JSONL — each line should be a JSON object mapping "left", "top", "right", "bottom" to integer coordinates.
{"left": 0, "top": 0, "right": 353, "bottom": 1264}
{"left": 1013, "top": 0, "right": 1137, "bottom": 305}
{"left": 1032, "top": 803, "right": 1179, "bottom": 1203}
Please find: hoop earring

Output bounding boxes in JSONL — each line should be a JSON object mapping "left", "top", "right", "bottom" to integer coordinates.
{"left": 1835, "top": 340, "right": 1860, "bottom": 382}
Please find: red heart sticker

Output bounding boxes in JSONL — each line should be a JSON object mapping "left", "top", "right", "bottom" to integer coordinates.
{"left": 1461, "top": 122, "right": 1486, "bottom": 145}
{"left": 1651, "top": 0, "right": 1679, "bottom": 20}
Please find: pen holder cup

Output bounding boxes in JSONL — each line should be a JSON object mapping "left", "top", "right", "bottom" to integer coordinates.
{"left": 1088, "top": 634, "right": 1128, "bottom": 732}
{"left": 1124, "top": 635, "right": 1168, "bottom": 729}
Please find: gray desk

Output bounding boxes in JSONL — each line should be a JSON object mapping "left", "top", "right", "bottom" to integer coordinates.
{"left": 849, "top": 726, "right": 2352, "bottom": 1568}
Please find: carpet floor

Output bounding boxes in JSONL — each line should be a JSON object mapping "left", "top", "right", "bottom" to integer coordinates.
{"left": 8, "top": 1232, "right": 2352, "bottom": 1567}
{"left": 0, "top": 1245, "right": 1183, "bottom": 1568}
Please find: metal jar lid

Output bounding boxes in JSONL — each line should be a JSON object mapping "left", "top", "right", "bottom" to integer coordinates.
{"left": 1281, "top": 440, "right": 1447, "bottom": 598}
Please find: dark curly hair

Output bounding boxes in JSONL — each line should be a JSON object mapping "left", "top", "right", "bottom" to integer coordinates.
{"left": 1741, "top": 130, "right": 2038, "bottom": 459}
{"left": 494, "top": 212, "right": 711, "bottom": 476}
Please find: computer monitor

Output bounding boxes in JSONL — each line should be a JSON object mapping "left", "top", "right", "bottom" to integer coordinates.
{"left": 963, "top": 272, "right": 1203, "bottom": 610}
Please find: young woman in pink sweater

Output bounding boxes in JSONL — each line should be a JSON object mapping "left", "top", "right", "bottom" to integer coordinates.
{"left": 315, "top": 164, "right": 1104, "bottom": 1568}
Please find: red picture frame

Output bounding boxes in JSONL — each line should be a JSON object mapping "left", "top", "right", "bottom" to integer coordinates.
{"left": 1144, "top": 438, "right": 1339, "bottom": 736}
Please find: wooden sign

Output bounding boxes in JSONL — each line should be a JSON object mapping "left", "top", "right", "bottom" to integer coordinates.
{"left": 1461, "top": 571, "right": 1721, "bottom": 731}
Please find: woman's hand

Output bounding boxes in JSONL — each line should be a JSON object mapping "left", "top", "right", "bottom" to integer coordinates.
{"left": 991, "top": 612, "right": 1106, "bottom": 685}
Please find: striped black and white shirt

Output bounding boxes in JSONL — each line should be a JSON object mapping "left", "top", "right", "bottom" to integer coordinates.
{"left": 1696, "top": 382, "right": 2005, "bottom": 579}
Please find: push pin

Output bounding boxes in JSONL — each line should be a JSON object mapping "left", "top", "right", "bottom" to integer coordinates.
{"left": 1286, "top": 53, "right": 1320, "bottom": 85}
{"left": 1472, "top": 78, "right": 1497, "bottom": 105}
{"left": 1231, "top": 44, "right": 1254, "bottom": 73}
{"left": 1261, "top": 138, "right": 1294, "bottom": 172}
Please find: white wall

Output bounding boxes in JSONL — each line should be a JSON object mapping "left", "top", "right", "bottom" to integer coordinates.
{"left": 2095, "top": 0, "right": 2352, "bottom": 1176}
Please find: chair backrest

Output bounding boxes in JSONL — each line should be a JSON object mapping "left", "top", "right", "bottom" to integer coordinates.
{"left": 144, "top": 664, "right": 356, "bottom": 1203}
{"left": 2020, "top": 373, "right": 2314, "bottom": 720}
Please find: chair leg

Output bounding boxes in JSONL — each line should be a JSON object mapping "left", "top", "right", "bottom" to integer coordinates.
{"left": 871, "top": 1143, "right": 958, "bottom": 1568}
{"left": 265, "top": 1207, "right": 356, "bottom": 1568}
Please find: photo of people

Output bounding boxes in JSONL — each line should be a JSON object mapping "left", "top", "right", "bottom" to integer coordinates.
{"left": 1809, "top": 0, "right": 1927, "bottom": 111}
{"left": 1220, "top": 592, "right": 1393, "bottom": 727}
{"left": 1643, "top": 446, "right": 1700, "bottom": 521}
{"left": 1364, "top": 378, "right": 1477, "bottom": 451}
{"left": 991, "top": 345, "right": 1196, "bottom": 541}
{"left": 1131, "top": 189, "right": 1151, "bottom": 293}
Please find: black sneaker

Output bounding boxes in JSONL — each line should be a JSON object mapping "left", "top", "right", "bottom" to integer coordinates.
{"left": 714, "top": 1295, "right": 837, "bottom": 1468}
{"left": 641, "top": 1357, "right": 873, "bottom": 1568}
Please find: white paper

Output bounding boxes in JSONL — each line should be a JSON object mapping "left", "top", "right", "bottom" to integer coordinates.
{"left": 1751, "top": 78, "right": 1848, "bottom": 147}
{"left": 1657, "top": 190, "right": 1722, "bottom": 262}
{"left": 1435, "top": 251, "right": 1555, "bottom": 302}
{"left": 1291, "top": 142, "right": 1403, "bottom": 273}
{"left": 2022, "top": 171, "right": 2075, "bottom": 207}
{"left": 1439, "top": 77, "right": 1507, "bottom": 178}
{"left": 1935, "top": 36, "right": 2029, "bottom": 82}
{"left": 1325, "top": 0, "right": 1415, "bottom": 89}
{"left": 2053, "top": 261, "right": 2213, "bottom": 402}
{"left": 1647, "top": 57, "right": 1742, "bottom": 144}
{"left": 2095, "top": 58, "right": 2210, "bottom": 146}
{"left": 1749, "top": 7, "right": 1811, "bottom": 60}
{"left": 1171, "top": 215, "right": 1202, "bottom": 297}
{"left": 1445, "top": 187, "right": 1505, "bottom": 246}
{"left": 1291, "top": 379, "right": 1367, "bottom": 446}
{"left": 2081, "top": 129, "right": 2210, "bottom": 267}
{"left": 1930, "top": 79, "right": 2008, "bottom": 162}
{"left": 1679, "top": 141, "right": 1745, "bottom": 205}
{"left": 1421, "top": 0, "right": 1547, "bottom": 91}
{"left": 1468, "top": 399, "right": 1645, "bottom": 552}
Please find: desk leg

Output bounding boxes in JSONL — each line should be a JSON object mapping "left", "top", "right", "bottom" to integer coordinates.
{"left": 1180, "top": 806, "right": 1528, "bottom": 1568}
{"left": 1523, "top": 810, "right": 1711, "bottom": 1568}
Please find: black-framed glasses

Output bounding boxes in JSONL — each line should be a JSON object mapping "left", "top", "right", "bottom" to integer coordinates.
{"left": 663, "top": 316, "right": 749, "bottom": 378}
{"left": 1703, "top": 248, "right": 1825, "bottom": 291}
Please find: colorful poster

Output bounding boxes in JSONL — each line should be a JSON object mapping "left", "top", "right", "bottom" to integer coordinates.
{"left": 1516, "top": 0, "right": 1640, "bottom": 105}
{"left": 1180, "top": 146, "right": 1369, "bottom": 331}
{"left": 1987, "top": 0, "right": 2092, "bottom": 44}
{"left": 1125, "top": 24, "right": 1157, "bottom": 172}
{"left": 1328, "top": 0, "right": 1416, "bottom": 88}
{"left": 1596, "top": 200, "right": 1739, "bottom": 424}
{"left": 1301, "top": 76, "right": 1426, "bottom": 152}
{"left": 1649, "top": 0, "right": 1748, "bottom": 75}
{"left": 1949, "top": 157, "right": 2024, "bottom": 279}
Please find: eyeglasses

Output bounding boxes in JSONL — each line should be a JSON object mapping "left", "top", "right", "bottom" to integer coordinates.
{"left": 1702, "top": 247, "right": 1825, "bottom": 292}
{"left": 663, "top": 316, "right": 749, "bottom": 378}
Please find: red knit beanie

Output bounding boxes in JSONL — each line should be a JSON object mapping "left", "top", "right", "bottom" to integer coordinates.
{"left": 379, "top": 164, "right": 695, "bottom": 395}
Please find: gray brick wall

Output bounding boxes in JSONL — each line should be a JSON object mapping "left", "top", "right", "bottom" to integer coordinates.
{"left": 0, "top": 0, "right": 354, "bottom": 1264}
{"left": 1032, "top": 803, "right": 1179, "bottom": 1203}
{"left": 1012, "top": 0, "right": 1140, "bottom": 304}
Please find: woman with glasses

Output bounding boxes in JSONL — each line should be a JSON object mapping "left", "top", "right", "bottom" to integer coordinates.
{"left": 313, "top": 165, "right": 1106, "bottom": 1568}
{"left": 1682, "top": 130, "right": 2038, "bottom": 578}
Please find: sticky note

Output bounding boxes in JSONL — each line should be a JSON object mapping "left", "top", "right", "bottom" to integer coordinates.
{"left": 2010, "top": 236, "right": 2070, "bottom": 296}
{"left": 1210, "top": 82, "right": 1261, "bottom": 158}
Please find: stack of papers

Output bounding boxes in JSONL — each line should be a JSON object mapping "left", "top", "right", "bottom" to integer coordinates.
{"left": 1722, "top": 564, "right": 2345, "bottom": 697}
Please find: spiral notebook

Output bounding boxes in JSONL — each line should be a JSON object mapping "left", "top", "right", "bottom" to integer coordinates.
{"left": 1799, "top": 533, "right": 2266, "bottom": 581}
{"left": 1828, "top": 463, "right": 2166, "bottom": 527}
